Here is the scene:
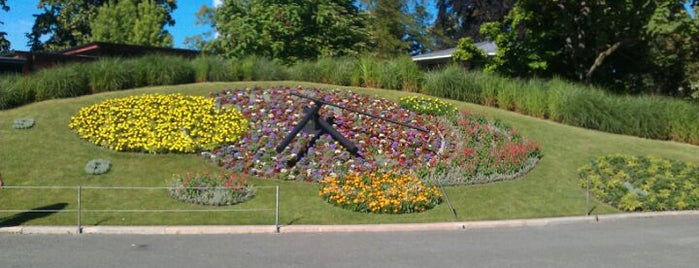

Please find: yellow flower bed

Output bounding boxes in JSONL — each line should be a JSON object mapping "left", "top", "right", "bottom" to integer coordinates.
{"left": 69, "top": 93, "right": 248, "bottom": 153}
{"left": 319, "top": 172, "right": 442, "bottom": 214}
{"left": 399, "top": 96, "right": 457, "bottom": 116}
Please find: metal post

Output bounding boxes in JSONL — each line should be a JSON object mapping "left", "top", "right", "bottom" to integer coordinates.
{"left": 275, "top": 185, "right": 280, "bottom": 233}
{"left": 77, "top": 186, "right": 82, "bottom": 234}
{"left": 586, "top": 176, "right": 590, "bottom": 216}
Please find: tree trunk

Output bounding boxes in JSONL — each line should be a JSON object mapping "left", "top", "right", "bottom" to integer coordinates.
{"left": 585, "top": 41, "right": 623, "bottom": 82}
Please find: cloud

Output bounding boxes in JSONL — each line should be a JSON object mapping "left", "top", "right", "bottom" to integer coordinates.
{"left": 213, "top": 0, "right": 222, "bottom": 7}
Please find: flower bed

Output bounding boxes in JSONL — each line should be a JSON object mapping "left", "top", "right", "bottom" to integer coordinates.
{"left": 168, "top": 172, "right": 255, "bottom": 206}
{"left": 319, "top": 172, "right": 442, "bottom": 214}
{"left": 578, "top": 154, "right": 699, "bottom": 211}
{"left": 69, "top": 93, "right": 248, "bottom": 153}
{"left": 206, "top": 86, "right": 540, "bottom": 184}
{"left": 399, "top": 96, "right": 457, "bottom": 116}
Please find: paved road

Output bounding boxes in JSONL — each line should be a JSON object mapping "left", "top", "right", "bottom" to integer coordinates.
{"left": 1, "top": 216, "right": 698, "bottom": 268}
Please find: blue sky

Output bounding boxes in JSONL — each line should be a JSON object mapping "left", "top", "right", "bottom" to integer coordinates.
{"left": 1, "top": 1, "right": 694, "bottom": 51}
{"left": 1, "top": 0, "right": 216, "bottom": 51}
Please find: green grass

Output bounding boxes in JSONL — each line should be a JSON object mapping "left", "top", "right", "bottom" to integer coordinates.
{"left": 1, "top": 81, "right": 698, "bottom": 226}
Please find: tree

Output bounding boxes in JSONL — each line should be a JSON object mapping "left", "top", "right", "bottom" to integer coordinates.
{"left": 360, "top": 0, "right": 433, "bottom": 56}
{"left": 0, "top": 0, "right": 10, "bottom": 54}
{"left": 481, "top": 0, "right": 699, "bottom": 96}
{"left": 27, "top": 0, "right": 176, "bottom": 51}
{"left": 452, "top": 37, "right": 487, "bottom": 69}
{"left": 91, "top": 0, "right": 173, "bottom": 47}
{"left": 208, "top": 0, "right": 369, "bottom": 63}
{"left": 433, "top": 0, "right": 514, "bottom": 48}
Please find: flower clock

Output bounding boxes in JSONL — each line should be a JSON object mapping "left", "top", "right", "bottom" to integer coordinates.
{"left": 207, "top": 86, "right": 541, "bottom": 188}
{"left": 69, "top": 93, "right": 248, "bottom": 153}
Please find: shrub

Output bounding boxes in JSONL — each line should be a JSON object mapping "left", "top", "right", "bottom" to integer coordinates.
{"left": 13, "top": 118, "right": 35, "bottom": 129}
{"left": 579, "top": 154, "right": 699, "bottom": 211}
{"left": 168, "top": 172, "right": 255, "bottom": 206}
{"left": 69, "top": 93, "right": 249, "bottom": 153}
{"left": 85, "top": 159, "right": 111, "bottom": 175}
{"left": 86, "top": 57, "right": 136, "bottom": 93}
{"left": 319, "top": 172, "right": 442, "bottom": 214}
{"left": 399, "top": 96, "right": 457, "bottom": 116}
{"left": 32, "top": 63, "right": 90, "bottom": 101}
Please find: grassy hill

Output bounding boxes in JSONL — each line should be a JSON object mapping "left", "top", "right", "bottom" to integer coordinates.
{"left": 1, "top": 81, "right": 698, "bottom": 226}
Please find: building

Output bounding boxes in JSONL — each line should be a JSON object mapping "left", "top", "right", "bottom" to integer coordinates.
{"left": 411, "top": 41, "right": 497, "bottom": 69}
{"left": 2, "top": 42, "right": 200, "bottom": 74}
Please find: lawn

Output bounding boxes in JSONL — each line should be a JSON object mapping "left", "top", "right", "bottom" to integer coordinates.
{"left": 1, "top": 81, "right": 698, "bottom": 226}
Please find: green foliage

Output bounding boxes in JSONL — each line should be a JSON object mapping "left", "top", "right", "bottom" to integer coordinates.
{"left": 0, "top": 75, "right": 23, "bottom": 109}
{"left": 192, "top": 56, "right": 233, "bottom": 82}
{"left": 12, "top": 118, "right": 35, "bottom": 129}
{"left": 86, "top": 58, "right": 136, "bottom": 93}
{"left": 398, "top": 96, "right": 456, "bottom": 116}
{"left": 90, "top": 0, "right": 174, "bottom": 47}
{"left": 231, "top": 56, "right": 287, "bottom": 81}
{"left": 452, "top": 37, "right": 488, "bottom": 68}
{"left": 579, "top": 155, "right": 699, "bottom": 211}
{"left": 481, "top": 0, "right": 699, "bottom": 96}
{"left": 27, "top": 0, "right": 176, "bottom": 51}
{"left": 129, "top": 55, "right": 195, "bottom": 87}
{"left": 85, "top": 159, "right": 111, "bottom": 175}
{"left": 209, "top": 0, "right": 368, "bottom": 63}
{"left": 421, "top": 64, "right": 482, "bottom": 104}
{"left": 168, "top": 173, "right": 255, "bottom": 206}
{"left": 31, "top": 64, "right": 90, "bottom": 101}
{"left": 432, "top": 0, "right": 513, "bottom": 48}
{"left": 0, "top": 0, "right": 9, "bottom": 54}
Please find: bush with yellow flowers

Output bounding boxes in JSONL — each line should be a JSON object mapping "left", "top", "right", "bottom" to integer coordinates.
{"left": 399, "top": 96, "right": 457, "bottom": 116}
{"left": 69, "top": 93, "right": 248, "bottom": 153}
{"left": 319, "top": 172, "right": 442, "bottom": 214}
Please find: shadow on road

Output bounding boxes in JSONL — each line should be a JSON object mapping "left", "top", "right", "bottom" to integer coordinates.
{"left": 0, "top": 203, "right": 68, "bottom": 227}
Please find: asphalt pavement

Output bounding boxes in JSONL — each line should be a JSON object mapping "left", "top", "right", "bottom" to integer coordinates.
{"left": 1, "top": 215, "right": 698, "bottom": 268}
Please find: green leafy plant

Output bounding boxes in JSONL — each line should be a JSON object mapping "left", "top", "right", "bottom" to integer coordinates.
{"left": 168, "top": 172, "right": 255, "bottom": 206}
{"left": 85, "top": 159, "right": 111, "bottom": 175}
{"left": 13, "top": 117, "right": 35, "bottom": 129}
{"left": 579, "top": 154, "right": 699, "bottom": 211}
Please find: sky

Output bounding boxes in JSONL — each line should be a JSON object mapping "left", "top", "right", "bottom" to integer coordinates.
{"left": 1, "top": 0, "right": 216, "bottom": 51}
{"left": 0, "top": 1, "right": 695, "bottom": 52}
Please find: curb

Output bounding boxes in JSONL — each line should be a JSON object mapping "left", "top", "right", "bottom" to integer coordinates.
{"left": 2, "top": 211, "right": 698, "bottom": 235}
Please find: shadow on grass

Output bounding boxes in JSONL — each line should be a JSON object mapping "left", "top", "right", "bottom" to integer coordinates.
{"left": 0, "top": 203, "right": 68, "bottom": 227}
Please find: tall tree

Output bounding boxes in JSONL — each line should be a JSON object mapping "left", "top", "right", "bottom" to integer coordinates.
{"left": 0, "top": 0, "right": 10, "bottom": 53}
{"left": 208, "top": 0, "right": 369, "bottom": 63}
{"left": 360, "top": 0, "right": 433, "bottom": 56}
{"left": 433, "top": 0, "right": 514, "bottom": 48}
{"left": 481, "top": 0, "right": 699, "bottom": 96}
{"left": 27, "top": 0, "right": 176, "bottom": 51}
{"left": 91, "top": 0, "right": 173, "bottom": 47}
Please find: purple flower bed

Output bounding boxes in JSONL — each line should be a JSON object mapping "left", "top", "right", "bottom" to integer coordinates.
{"left": 205, "top": 86, "right": 540, "bottom": 184}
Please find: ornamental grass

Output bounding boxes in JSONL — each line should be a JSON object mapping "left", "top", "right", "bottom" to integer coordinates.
{"left": 69, "top": 93, "right": 248, "bottom": 153}
{"left": 319, "top": 172, "right": 442, "bottom": 214}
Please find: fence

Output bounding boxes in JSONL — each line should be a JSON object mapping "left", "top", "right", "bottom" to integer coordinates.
{"left": 0, "top": 185, "right": 280, "bottom": 233}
